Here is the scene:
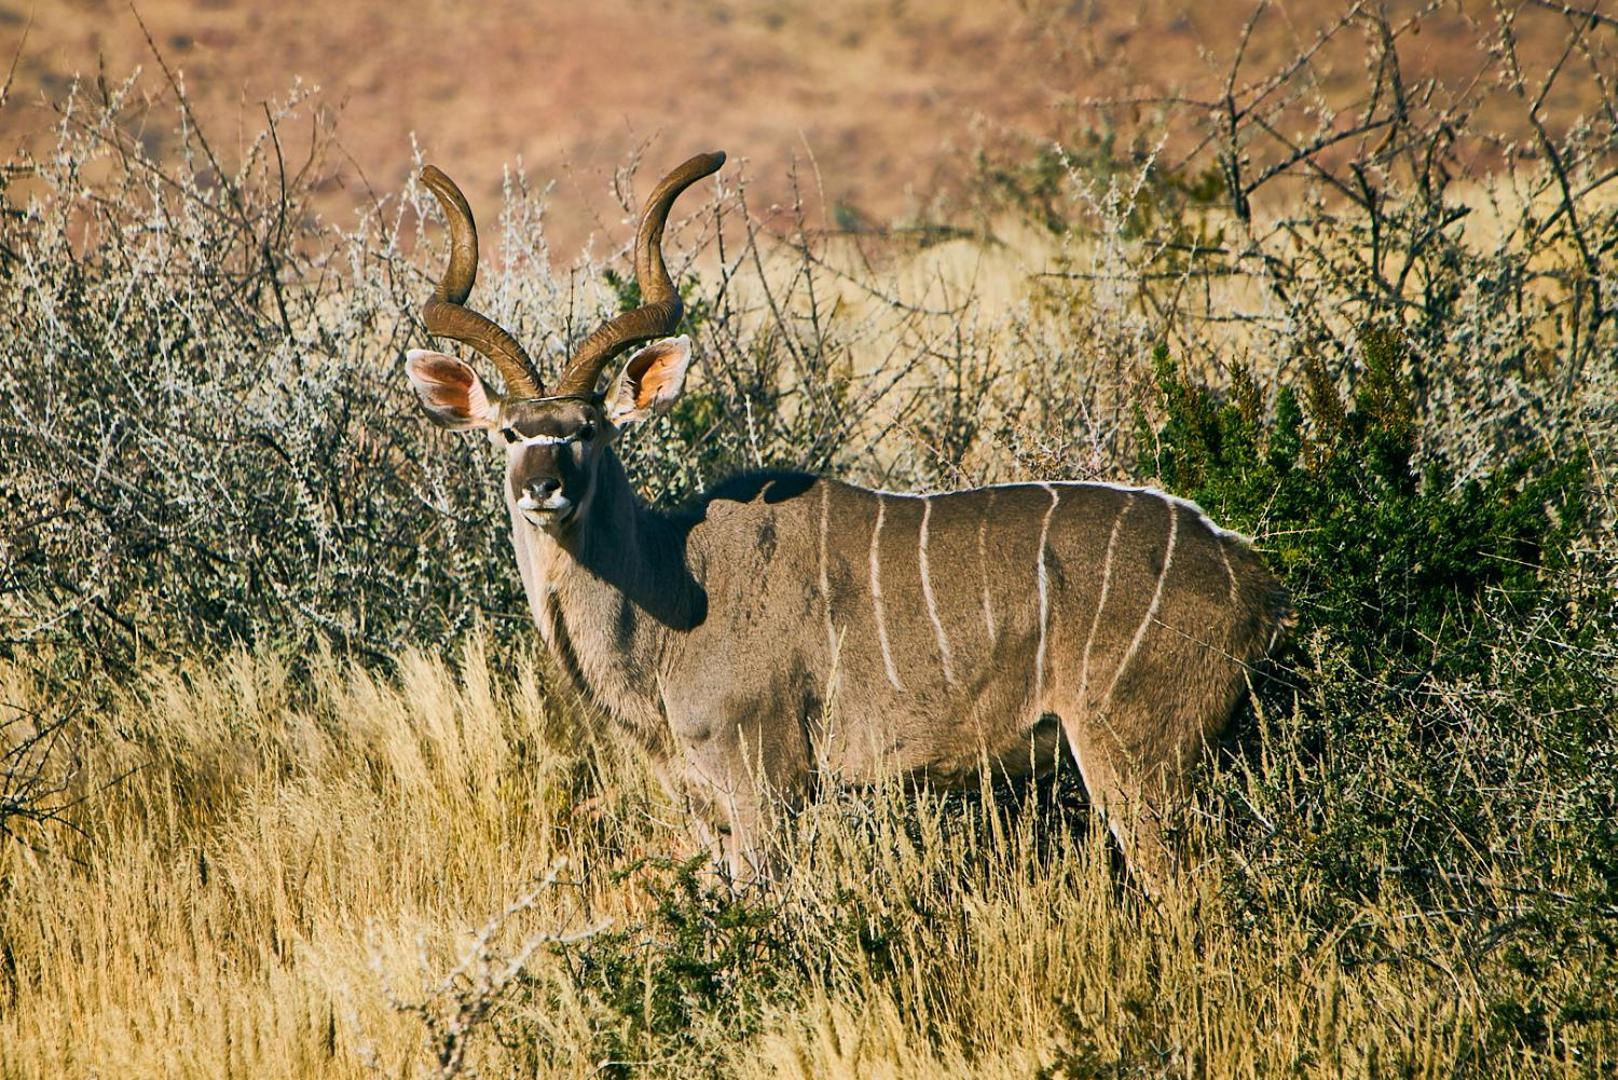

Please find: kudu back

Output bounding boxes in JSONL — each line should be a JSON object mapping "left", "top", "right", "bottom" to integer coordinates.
{"left": 403, "top": 152, "right": 1291, "bottom": 890}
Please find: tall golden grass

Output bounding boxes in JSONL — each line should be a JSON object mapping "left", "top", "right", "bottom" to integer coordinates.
{"left": 3, "top": 641, "right": 1606, "bottom": 1077}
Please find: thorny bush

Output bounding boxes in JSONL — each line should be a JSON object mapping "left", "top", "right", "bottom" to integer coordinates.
{"left": 0, "top": 76, "right": 920, "bottom": 677}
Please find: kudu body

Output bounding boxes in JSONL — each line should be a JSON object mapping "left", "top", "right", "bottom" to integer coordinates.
{"left": 404, "top": 152, "right": 1290, "bottom": 889}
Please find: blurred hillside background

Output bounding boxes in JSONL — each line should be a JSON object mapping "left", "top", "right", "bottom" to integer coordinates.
{"left": 3, "top": 0, "right": 1600, "bottom": 248}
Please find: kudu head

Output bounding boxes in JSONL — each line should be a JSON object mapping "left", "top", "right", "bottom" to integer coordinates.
{"left": 404, "top": 152, "right": 725, "bottom": 533}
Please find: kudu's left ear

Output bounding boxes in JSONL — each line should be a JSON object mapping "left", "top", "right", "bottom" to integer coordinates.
{"left": 606, "top": 336, "right": 693, "bottom": 427}
{"left": 405, "top": 349, "right": 503, "bottom": 430}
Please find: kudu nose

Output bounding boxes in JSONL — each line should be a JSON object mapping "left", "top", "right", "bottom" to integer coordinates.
{"left": 529, "top": 477, "right": 561, "bottom": 500}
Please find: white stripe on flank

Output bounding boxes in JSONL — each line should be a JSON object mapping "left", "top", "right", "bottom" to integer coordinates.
{"left": 1033, "top": 484, "right": 1060, "bottom": 704}
{"left": 1102, "top": 501, "right": 1180, "bottom": 705}
{"left": 918, "top": 498, "right": 957, "bottom": 686}
{"left": 1217, "top": 537, "right": 1239, "bottom": 604}
{"left": 866, "top": 480, "right": 1252, "bottom": 546}
{"left": 820, "top": 482, "right": 836, "bottom": 661}
{"left": 978, "top": 489, "right": 998, "bottom": 644}
{"left": 870, "top": 495, "right": 904, "bottom": 691}
{"left": 1079, "top": 494, "right": 1136, "bottom": 702}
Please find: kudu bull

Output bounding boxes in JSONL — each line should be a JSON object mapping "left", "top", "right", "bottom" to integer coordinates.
{"left": 403, "top": 151, "right": 1290, "bottom": 890}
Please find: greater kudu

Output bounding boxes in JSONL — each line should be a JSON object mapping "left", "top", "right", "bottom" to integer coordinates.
{"left": 403, "top": 151, "right": 1291, "bottom": 890}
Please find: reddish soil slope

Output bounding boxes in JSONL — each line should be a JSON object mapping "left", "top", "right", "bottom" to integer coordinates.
{"left": 1, "top": 0, "right": 1598, "bottom": 250}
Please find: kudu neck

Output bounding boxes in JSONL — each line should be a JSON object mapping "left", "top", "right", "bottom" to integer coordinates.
{"left": 535, "top": 447, "right": 641, "bottom": 562}
{"left": 532, "top": 448, "right": 704, "bottom": 633}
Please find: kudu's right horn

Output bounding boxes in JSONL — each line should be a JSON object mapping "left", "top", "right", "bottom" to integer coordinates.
{"left": 419, "top": 165, "right": 545, "bottom": 399}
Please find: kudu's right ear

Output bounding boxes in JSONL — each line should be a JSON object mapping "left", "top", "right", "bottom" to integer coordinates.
{"left": 405, "top": 349, "right": 503, "bottom": 430}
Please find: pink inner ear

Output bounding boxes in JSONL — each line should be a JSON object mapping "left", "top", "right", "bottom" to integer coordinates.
{"left": 408, "top": 353, "right": 478, "bottom": 414}
{"left": 628, "top": 343, "right": 684, "bottom": 409}
{"left": 416, "top": 355, "right": 474, "bottom": 390}
{"left": 635, "top": 370, "right": 674, "bottom": 411}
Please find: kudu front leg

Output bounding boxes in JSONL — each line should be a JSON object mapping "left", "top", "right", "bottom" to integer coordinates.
{"left": 672, "top": 715, "right": 802, "bottom": 890}
{"left": 716, "top": 784, "right": 777, "bottom": 888}
{"left": 647, "top": 757, "right": 725, "bottom": 862}
{"left": 664, "top": 761, "right": 773, "bottom": 888}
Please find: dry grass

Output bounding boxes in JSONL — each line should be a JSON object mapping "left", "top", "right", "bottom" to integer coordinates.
{"left": 1, "top": 642, "right": 1609, "bottom": 1077}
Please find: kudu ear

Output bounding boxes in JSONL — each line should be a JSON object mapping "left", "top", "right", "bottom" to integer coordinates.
{"left": 405, "top": 349, "right": 503, "bottom": 430}
{"left": 605, "top": 336, "right": 693, "bottom": 428}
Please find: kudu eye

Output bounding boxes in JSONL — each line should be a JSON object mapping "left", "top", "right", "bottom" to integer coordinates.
{"left": 577, "top": 422, "right": 595, "bottom": 442}
{"left": 502, "top": 428, "right": 519, "bottom": 444}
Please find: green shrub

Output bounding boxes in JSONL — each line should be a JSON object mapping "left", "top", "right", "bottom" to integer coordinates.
{"left": 1143, "top": 327, "right": 1587, "bottom": 680}
{"left": 540, "top": 858, "right": 786, "bottom": 1075}
{"left": 1143, "top": 330, "right": 1614, "bottom": 942}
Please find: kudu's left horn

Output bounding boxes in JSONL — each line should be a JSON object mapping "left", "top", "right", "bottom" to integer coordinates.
{"left": 553, "top": 151, "right": 726, "bottom": 397}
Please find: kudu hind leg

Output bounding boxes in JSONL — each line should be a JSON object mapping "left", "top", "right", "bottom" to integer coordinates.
{"left": 1055, "top": 707, "right": 1192, "bottom": 894}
